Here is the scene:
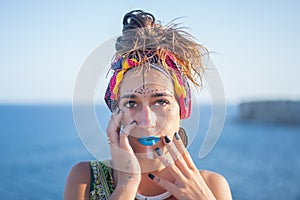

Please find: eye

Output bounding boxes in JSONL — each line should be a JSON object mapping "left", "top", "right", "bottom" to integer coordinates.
{"left": 123, "top": 100, "right": 138, "bottom": 109}
{"left": 154, "top": 99, "right": 170, "bottom": 106}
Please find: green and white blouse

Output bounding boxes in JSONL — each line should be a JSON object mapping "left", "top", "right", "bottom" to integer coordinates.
{"left": 89, "top": 161, "right": 115, "bottom": 200}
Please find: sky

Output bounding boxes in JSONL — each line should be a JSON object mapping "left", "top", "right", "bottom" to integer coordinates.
{"left": 0, "top": 0, "right": 299, "bottom": 104}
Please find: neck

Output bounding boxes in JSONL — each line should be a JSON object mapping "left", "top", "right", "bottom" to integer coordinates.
{"left": 138, "top": 156, "right": 165, "bottom": 173}
{"left": 138, "top": 166, "right": 175, "bottom": 197}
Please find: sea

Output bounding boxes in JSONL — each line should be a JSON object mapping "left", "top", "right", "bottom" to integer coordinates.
{"left": 0, "top": 104, "right": 299, "bottom": 200}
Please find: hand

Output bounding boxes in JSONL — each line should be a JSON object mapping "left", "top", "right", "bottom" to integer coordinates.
{"left": 148, "top": 133, "right": 216, "bottom": 200}
{"left": 106, "top": 108, "right": 141, "bottom": 199}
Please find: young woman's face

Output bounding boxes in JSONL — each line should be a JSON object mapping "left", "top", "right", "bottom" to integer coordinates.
{"left": 118, "top": 67, "right": 180, "bottom": 152}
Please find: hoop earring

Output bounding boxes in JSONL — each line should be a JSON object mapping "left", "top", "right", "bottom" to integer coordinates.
{"left": 178, "top": 127, "right": 188, "bottom": 147}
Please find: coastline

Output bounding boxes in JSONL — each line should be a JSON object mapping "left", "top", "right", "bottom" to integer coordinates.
{"left": 238, "top": 100, "right": 300, "bottom": 124}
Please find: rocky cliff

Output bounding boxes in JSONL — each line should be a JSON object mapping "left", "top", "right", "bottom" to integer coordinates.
{"left": 238, "top": 100, "right": 300, "bottom": 124}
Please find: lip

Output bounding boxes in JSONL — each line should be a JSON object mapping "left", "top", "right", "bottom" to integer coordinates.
{"left": 138, "top": 136, "right": 160, "bottom": 146}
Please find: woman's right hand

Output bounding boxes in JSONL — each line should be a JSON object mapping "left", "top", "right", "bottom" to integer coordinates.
{"left": 106, "top": 108, "right": 141, "bottom": 200}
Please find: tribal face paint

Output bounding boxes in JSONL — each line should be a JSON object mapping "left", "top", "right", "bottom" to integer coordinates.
{"left": 104, "top": 53, "right": 191, "bottom": 119}
{"left": 117, "top": 67, "right": 181, "bottom": 157}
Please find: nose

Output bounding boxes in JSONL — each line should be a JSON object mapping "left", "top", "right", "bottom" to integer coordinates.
{"left": 138, "top": 105, "right": 156, "bottom": 129}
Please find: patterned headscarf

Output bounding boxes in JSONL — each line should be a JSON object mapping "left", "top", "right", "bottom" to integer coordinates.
{"left": 104, "top": 52, "right": 191, "bottom": 119}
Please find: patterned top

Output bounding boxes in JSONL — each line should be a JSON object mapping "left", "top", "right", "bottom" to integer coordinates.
{"left": 90, "top": 160, "right": 115, "bottom": 200}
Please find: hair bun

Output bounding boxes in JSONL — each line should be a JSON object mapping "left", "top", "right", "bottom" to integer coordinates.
{"left": 115, "top": 10, "right": 208, "bottom": 88}
{"left": 122, "top": 10, "right": 155, "bottom": 32}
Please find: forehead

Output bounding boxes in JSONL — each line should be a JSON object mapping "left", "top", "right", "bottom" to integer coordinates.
{"left": 119, "top": 67, "right": 174, "bottom": 95}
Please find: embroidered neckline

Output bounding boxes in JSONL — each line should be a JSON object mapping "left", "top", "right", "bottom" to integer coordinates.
{"left": 90, "top": 161, "right": 115, "bottom": 199}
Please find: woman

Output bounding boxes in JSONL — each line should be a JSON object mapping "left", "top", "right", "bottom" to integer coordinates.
{"left": 64, "top": 10, "right": 232, "bottom": 200}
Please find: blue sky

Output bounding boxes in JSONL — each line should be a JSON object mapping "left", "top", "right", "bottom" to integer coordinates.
{"left": 0, "top": 0, "right": 299, "bottom": 104}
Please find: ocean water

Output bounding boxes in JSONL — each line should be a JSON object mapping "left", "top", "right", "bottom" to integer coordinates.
{"left": 0, "top": 104, "right": 299, "bottom": 200}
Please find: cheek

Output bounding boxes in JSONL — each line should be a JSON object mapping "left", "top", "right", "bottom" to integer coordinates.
{"left": 120, "top": 110, "right": 134, "bottom": 124}
{"left": 161, "top": 103, "right": 180, "bottom": 127}
{"left": 157, "top": 103, "right": 180, "bottom": 123}
{"left": 128, "top": 135, "right": 136, "bottom": 146}
{"left": 168, "top": 102, "right": 180, "bottom": 117}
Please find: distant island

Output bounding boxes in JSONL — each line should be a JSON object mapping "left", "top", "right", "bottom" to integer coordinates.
{"left": 238, "top": 100, "right": 300, "bottom": 124}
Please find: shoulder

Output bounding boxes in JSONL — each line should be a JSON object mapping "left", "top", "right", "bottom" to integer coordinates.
{"left": 199, "top": 170, "right": 232, "bottom": 200}
{"left": 68, "top": 161, "right": 91, "bottom": 181}
{"left": 64, "top": 161, "right": 91, "bottom": 200}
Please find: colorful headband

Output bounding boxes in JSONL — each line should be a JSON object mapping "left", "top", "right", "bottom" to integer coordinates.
{"left": 104, "top": 52, "right": 191, "bottom": 119}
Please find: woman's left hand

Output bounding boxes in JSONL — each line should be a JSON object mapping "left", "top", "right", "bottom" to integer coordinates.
{"left": 148, "top": 133, "right": 218, "bottom": 200}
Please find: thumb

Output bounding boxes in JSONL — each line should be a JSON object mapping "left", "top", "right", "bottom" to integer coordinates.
{"left": 119, "top": 120, "right": 136, "bottom": 152}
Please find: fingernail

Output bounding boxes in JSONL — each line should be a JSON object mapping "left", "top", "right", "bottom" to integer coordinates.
{"left": 165, "top": 135, "right": 171, "bottom": 143}
{"left": 174, "top": 132, "right": 180, "bottom": 140}
{"left": 130, "top": 120, "right": 136, "bottom": 125}
{"left": 148, "top": 173, "right": 155, "bottom": 180}
{"left": 155, "top": 148, "right": 162, "bottom": 156}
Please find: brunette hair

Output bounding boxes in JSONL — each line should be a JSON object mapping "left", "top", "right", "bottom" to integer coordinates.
{"left": 114, "top": 10, "right": 208, "bottom": 87}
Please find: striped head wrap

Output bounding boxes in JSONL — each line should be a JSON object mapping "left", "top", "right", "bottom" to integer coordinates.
{"left": 104, "top": 52, "right": 191, "bottom": 119}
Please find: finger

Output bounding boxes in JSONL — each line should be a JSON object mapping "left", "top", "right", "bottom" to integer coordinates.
{"left": 173, "top": 131, "right": 186, "bottom": 154}
{"left": 154, "top": 147, "right": 185, "bottom": 180}
{"left": 110, "top": 120, "right": 140, "bottom": 173}
{"left": 148, "top": 173, "right": 177, "bottom": 196}
{"left": 173, "top": 132, "right": 197, "bottom": 170}
{"left": 106, "top": 116, "right": 119, "bottom": 146}
{"left": 163, "top": 135, "right": 190, "bottom": 173}
{"left": 106, "top": 108, "right": 123, "bottom": 145}
{"left": 112, "top": 107, "right": 123, "bottom": 128}
{"left": 109, "top": 120, "right": 136, "bottom": 155}
{"left": 119, "top": 120, "right": 137, "bottom": 152}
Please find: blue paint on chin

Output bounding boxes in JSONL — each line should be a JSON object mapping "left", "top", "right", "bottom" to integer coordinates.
{"left": 138, "top": 136, "right": 160, "bottom": 146}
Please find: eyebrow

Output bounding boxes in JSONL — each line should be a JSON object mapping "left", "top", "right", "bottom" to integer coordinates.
{"left": 119, "top": 92, "right": 173, "bottom": 100}
{"left": 151, "top": 92, "right": 173, "bottom": 98}
{"left": 119, "top": 94, "right": 138, "bottom": 100}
